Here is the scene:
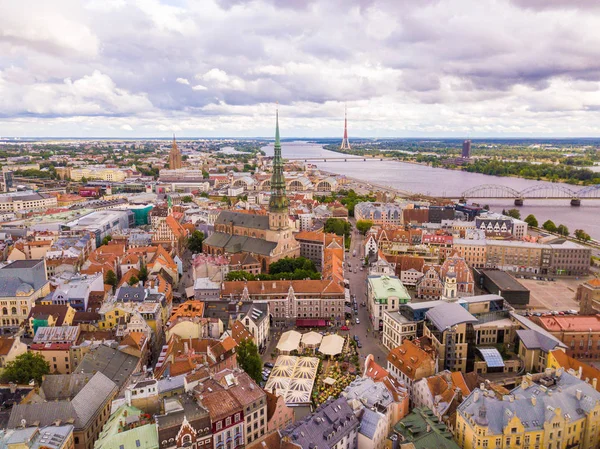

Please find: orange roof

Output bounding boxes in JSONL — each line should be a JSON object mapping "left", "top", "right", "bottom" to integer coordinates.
{"left": 166, "top": 215, "right": 187, "bottom": 239}
{"left": 118, "top": 268, "right": 141, "bottom": 287}
{"left": 0, "top": 337, "right": 15, "bottom": 356}
{"left": 231, "top": 320, "right": 253, "bottom": 344}
{"left": 363, "top": 355, "right": 389, "bottom": 381}
{"left": 168, "top": 301, "right": 205, "bottom": 325}
{"left": 588, "top": 278, "right": 600, "bottom": 288}
{"left": 550, "top": 349, "right": 600, "bottom": 392}
{"left": 222, "top": 279, "right": 344, "bottom": 297}
{"left": 387, "top": 339, "right": 435, "bottom": 381}
{"left": 149, "top": 245, "right": 177, "bottom": 271}
{"left": 535, "top": 315, "right": 600, "bottom": 332}
{"left": 295, "top": 231, "right": 325, "bottom": 242}
{"left": 450, "top": 371, "right": 471, "bottom": 396}
{"left": 121, "top": 332, "right": 147, "bottom": 350}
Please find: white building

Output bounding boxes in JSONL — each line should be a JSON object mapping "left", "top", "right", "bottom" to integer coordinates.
{"left": 382, "top": 311, "right": 417, "bottom": 351}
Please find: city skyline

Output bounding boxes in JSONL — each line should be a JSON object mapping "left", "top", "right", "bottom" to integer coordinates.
{"left": 2, "top": 0, "right": 600, "bottom": 138}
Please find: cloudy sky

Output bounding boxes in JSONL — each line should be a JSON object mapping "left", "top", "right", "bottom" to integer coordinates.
{"left": 2, "top": 0, "right": 600, "bottom": 138}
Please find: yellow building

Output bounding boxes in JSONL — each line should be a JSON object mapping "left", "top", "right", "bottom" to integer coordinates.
{"left": 70, "top": 166, "right": 127, "bottom": 182}
{"left": 456, "top": 368, "right": 600, "bottom": 449}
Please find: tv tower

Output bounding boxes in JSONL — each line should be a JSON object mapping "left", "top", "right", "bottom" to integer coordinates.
{"left": 340, "top": 105, "right": 351, "bottom": 150}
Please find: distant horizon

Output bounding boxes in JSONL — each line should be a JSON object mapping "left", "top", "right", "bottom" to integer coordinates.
{"left": 3, "top": 136, "right": 600, "bottom": 142}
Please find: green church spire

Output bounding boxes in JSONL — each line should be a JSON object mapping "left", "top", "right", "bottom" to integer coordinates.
{"left": 269, "top": 108, "right": 289, "bottom": 212}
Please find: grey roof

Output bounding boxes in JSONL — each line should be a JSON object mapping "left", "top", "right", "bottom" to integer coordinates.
{"left": 155, "top": 394, "right": 209, "bottom": 429}
{"left": 458, "top": 371, "right": 600, "bottom": 435}
{"left": 1, "top": 260, "right": 43, "bottom": 269}
{"left": 359, "top": 408, "right": 383, "bottom": 439}
{"left": 157, "top": 374, "right": 186, "bottom": 393}
{"left": 404, "top": 300, "right": 448, "bottom": 311}
{"left": 510, "top": 312, "right": 567, "bottom": 349}
{"left": 459, "top": 294, "right": 504, "bottom": 304}
{"left": 215, "top": 210, "right": 270, "bottom": 230}
{"left": 39, "top": 374, "right": 89, "bottom": 401}
{"left": 425, "top": 302, "right": 478, "bottom": 331}
{"left": 242, "top": 302, "right": 269, "bottom": 325}
{"left": 74, "top": 345, "right": 140, "bottom": 389}
{"left": 516, "top": 330, "right": 561, "bottom": 352}
{"left": 7, "top": 372, "right": 117, "bottom": 430}
{"left": 0, "top": 278, "right": 33, "bottom": 297}
{"left": 342, "top": 377, "right": 394, "bottom": 410}
{"left": 115, "top": 286, "right": 147, "bottom": 302}
{"left": 281, "top": 397, "right": 359, "bottom": 449}
{"left": 204, "top": 231, "right": 277, "bottom": 256}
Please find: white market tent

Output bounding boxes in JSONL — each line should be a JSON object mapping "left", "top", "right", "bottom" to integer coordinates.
{"left": 318, "top": 334, "right": 345, "bottom": 356}
{"left": 301, "top": 331, "right": 323, "bottom": 348}
{"left": 264, "top": 355, "right": 319, "bottom": 405}
{"left": 277, "top": 330, "right": 302, "bottom": 353}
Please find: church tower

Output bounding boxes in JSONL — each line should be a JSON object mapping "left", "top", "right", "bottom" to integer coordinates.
{"left": 168, "top": 134, "right": 183, "bottom": 170}
{"left": 269, "top": 109, "right": 290, "bottom": 230}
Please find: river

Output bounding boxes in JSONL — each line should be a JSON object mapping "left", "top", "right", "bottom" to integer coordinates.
{"left": 261, "top": 142, "right": 600, "bottom": 240}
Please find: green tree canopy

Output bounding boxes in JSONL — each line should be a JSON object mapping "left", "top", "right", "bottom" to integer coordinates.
{"left": 138, "top": 265, "right": 148, "bottom": 283}
{"left": 524, "top": 214, "right": 538, "bottom": 227}
{"left": 101, "top": 235, "right": 112, "bottom": 246}
{"left": 505, "top": 209, "right": 521, "bottom": 220}
{"left": 324, "top": 218, "right": 351, "bottom": 237}
{"left": 2, "top": 352, "right": 50, "bottom": 384}
{"left": 105, "top": 270, "right": 118, "bottom": 291}
{"left": 128, "top": 275, "right": 139, "bottom": 286}
{"left": 542, "top": 220, "right": 557, "bottom": 233}
{"left": 356, "top": 220, "right": 374, "bottom": 235}
{"left": 236, "top": 338, "right": 262, "bottom": 384}
{"left": 187, "top": 230, "right": 205, "bottom": 253}
{"left": 574, "top": 229, "right": 591, "bottom": 241}
{"left": 182, "top": 195, "right": 194, "bottom": 203}
{"left": 556, "top": 224, "right": 569, "bottom": 236}
{"left": 226, "top": 270, "right": 257, "bottom": 282}
{"left": 269, "top": 257, "right": 317, "bottom": 275}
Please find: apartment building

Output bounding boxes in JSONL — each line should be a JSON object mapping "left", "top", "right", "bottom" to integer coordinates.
{"left": 456, "top": 369, "right": 600, "bottom": 449}
{"left": 0, "top": 191, "right": 58, "bottom": 213}
{"left": 531, "top": 315, "right": 600, "bottom": 360}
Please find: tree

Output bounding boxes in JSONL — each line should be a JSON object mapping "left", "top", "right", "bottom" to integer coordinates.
{"left": 324, "top": 218, "right": 351, "bottom": 237}
{"left": 575, "top": 229, "right": 591, "bottom": 241}
{"left": 356, "top": 220, "right": 374, "bottom": 235}
{"left": 80, "top": 176, "right": 88, "bottom": 184}
{"left": 2, "top": 352, "right": 50, "bottom": 384}
{"left": 542, "top": 220, "right": 557, "bottom": 233}
{"left": 182, "top": 195, "right": 193, "bottom": 203}
{"left": 524, "top": 214, "right": 538, "bottom": 228}
{"left": 138, "top": 265, "right": 148, "bottom": 283}
{"left": 505, "top": 209, "right": 521, "bottom": 220}
{"left": 106, "top": 270, "right": 118, "bottom": 291}
{"left": 236, "top": 338, "right": 262, "bottom": 384}
{"left": 101, "top": 235, "right": 112, "bottom": 246}
{"left": 128, "top": 275, "right": 139, "bottom": 286}
{"left": 187, "top": 230, "right": 204, "bottom": 253}
{"left": 556, "top": 224, "right": 569, "bottom": 236}
{"left": 226, "top": 270, "right": 257, "bottom": 281}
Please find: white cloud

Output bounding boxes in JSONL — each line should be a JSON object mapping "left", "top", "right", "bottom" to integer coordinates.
{"left": 2, "top": 0, "right": 600, "bottom": 136}
{"left": 120, "top": 124, "right": 133, "bottom": 131}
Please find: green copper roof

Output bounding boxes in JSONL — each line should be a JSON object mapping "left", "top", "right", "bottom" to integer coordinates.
{"left": 368, "top": 275, "right": 410, "bottom": 304}
{"left": 269, "top": 109, "right": 289, "bottom": 212}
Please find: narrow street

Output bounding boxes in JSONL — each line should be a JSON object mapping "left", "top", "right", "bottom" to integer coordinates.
{"left": 344, "top": 226, "right": 389, "bottom": 370}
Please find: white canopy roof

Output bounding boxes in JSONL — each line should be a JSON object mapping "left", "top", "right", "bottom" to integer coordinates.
{"left": 319, "top": 334, "right": 345, "bottom": 356}
{"left": 277, "top": 330, "right": 302, "bottom": 352}
{"left": 301, "top": 331, "right": 323, "bottom": 347}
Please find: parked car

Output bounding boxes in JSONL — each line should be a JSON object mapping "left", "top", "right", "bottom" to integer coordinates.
{"left": 264, "top": 362, "right": 274, "bottom": 368}
{"left": 341, "top": 325, "right": 350, "bottom": 331}
{"left": 354, "top": 335, "right": 360, "bottom": 341}
{"left": 357, "top": 342, "right": 363, "bottom": 348}
{"left": 566, "top": 309, "right": 578, "bottom": 315}
{"left": 355, "top": 318, "right": 360, "bottom": 324}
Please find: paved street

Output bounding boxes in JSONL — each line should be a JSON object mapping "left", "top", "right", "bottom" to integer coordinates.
{"left": 344, "top": 226, "right": 389, "bottom": 370}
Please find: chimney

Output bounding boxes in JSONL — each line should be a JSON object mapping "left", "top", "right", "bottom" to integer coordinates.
{"left": 578, "top": 366, "right": 583, "bottom": 379}
{"left": 545, "top": 368, "right": 552, "bottom": 376}
{"left": 125, "top": 388, "right": 132, "bottom": 406}
{"left": 480, "top": 383, "right": 485, "bottom": 391}
{"left": 531, "top": 397, "right": 536, "bottom": 406}
{"left": 576, "top": 389, "right": 582, "bottom": 400}
{"left": 473, "top": 391, "right": 480, "bottom": 403}
{"left": 593, "top": 378, "right": 598, "bottom": 390}
{"left": 509, "top": 395, "right": 514, "bottom": 402}
{"left": 556, "top": 367, "right": 564, "bottom": 377}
